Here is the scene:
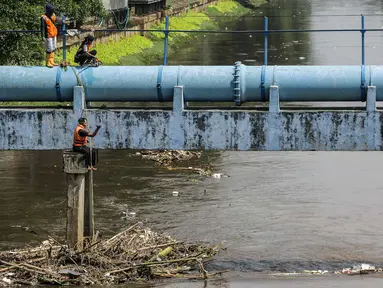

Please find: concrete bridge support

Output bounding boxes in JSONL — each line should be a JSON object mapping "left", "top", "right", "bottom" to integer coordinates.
{"left": 0, "top": 84, "right": 382, "bottom": 151}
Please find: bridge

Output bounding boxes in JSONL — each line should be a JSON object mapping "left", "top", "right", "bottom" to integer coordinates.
{"left": 1, "top": 16, "right": 383, "bottom": 151}
{"left": 0, "top": 64, "right": 381, "bottom": 151}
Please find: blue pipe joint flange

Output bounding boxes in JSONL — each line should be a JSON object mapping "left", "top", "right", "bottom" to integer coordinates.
{"left": 157, "top": 65, "right": 164, "bottom": 102}
{"left": 261, "top": 65, "right": 266, "bottom": 102}
{"left": 233, "top": 61, "right": 242, "bottom": 106}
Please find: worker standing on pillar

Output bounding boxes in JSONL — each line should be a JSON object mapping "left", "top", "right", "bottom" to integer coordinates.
{"left": 73, "top": 118, "right": 101, "bottom": 171}
{"left": 41, "top": 3, "right": 59, "bottom": 68}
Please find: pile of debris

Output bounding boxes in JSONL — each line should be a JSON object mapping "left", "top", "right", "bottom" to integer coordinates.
{"left": 138, "top": 150, "right": 202, "bottom": 166}
{"left": 0, "top": 223, "right": 224, "bottom": 286}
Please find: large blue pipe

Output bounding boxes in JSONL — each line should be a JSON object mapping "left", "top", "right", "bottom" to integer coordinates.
{"left": 1, "top": 65, "right": 383, "bottom": 102}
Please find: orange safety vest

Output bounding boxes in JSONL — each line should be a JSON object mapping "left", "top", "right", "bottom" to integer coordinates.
{"left": 41, "top": 14, "right": 58, "bottom": 38}
{"left": 73, "top": 124, "right": 88, "bottom": 146}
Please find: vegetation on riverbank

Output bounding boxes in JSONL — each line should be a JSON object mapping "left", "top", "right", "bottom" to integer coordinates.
{"left": 0, "top": 0, "right": 105, "bottom": 66}
{"left": 60, "top": 0, "right": 265, "bottom": 65}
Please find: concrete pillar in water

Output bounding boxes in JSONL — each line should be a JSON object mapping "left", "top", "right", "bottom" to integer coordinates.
{"left": 72, "top": 85, "right": 95, "bottom": 242}
{"left": 63, "top": 150, "right": 88, "bottom": 250}
{"left": 85, "top": 170, "right": 94, "bottom": 240}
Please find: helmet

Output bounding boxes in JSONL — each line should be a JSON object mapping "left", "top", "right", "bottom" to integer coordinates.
{"left": 45, "top": 4, "right": 55, "bottom": 13}
{"left": 85, "top": 35, "right": 95, "bottom": 42}
{"left": 78, "top": 118, "right": 87, "bottom": 124}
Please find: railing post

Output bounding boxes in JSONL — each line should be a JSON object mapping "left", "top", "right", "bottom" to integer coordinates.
{"left": 361, "top": 14, "right": 365, "bottom": 66}
{"left": 361, "top": 14, "right": 366, "bottom": 101}
{"left": 261, "top": 16, "right": 268, "bottom": 102}
{"left": 62, "top": 15, "right": 67, "bottom": 61}
{"left": 163, "top": 16, "right": 169, "bottom": 66}
{"left": 264, "top": 16, "right": 268, "bottom": 66}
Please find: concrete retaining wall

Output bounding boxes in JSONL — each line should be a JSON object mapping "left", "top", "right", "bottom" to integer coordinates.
{"left": 1, "top": 108, "right": 382, "bottom": 151}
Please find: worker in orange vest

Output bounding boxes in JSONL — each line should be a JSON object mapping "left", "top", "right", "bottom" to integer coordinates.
{"left": 74, "top": 35, "right": 99, "bottom": 66}
{"left": 73, "top": 118, "right": 101, "bottom": 171}
{"left": 41, "top": 4, "right": 59, "bottom": 68}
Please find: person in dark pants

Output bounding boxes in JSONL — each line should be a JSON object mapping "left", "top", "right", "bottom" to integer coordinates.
{"left": 74, "top": 35, "right": 98, "bottom": 66}
{"left": 73, "top": 118, "right": 101, "bottom": 170}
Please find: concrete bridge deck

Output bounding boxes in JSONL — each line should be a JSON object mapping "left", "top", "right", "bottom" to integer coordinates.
{"left": 1, "top": 86, "right": 381, "bottom": 151}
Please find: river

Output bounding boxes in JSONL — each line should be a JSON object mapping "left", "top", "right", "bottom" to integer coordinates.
{"left": 2, "top": 0, "right": 383, "bottom": 287}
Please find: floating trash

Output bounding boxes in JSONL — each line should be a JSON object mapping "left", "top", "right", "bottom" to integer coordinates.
{"left": 303, "top": 270, "right": 329, "bottom": 275}
{"left": 212, "top": 173, "right": 230, "bottom": 179}
{"left": 1, "top": 277, "right": 12, "bottom": 285}
{"left": 140, "top": 150, "right": 202, "bottom": 166}
{"left": 172, "top": 191, "right": 179, "bottom": 197}
{"left": 0, "top": 223, "right": 223, "bottom": 285}
{"left": 299, "top": 57, "right": 306, "bottom": 60}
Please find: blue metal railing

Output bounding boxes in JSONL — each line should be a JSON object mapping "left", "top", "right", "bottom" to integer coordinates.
{"left": 361, "top": 15, "right": 366, "bottom": 100}
{"left": 263, "top": 16, "right": 268, "bottom": 66}
{"left": 163, "top": 16, "right": 170, "bottom": 66}
{"left": 62, "top": 16, "right": 67, "bottom": 60}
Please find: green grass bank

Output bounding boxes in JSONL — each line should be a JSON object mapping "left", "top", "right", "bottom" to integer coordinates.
{"left": 61, "top": 0, "right": 266, "bottom": 65}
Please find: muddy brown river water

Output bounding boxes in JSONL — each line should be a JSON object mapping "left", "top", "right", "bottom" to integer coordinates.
{"left": 3, "top": 0, "right": 383, "bottom": 286}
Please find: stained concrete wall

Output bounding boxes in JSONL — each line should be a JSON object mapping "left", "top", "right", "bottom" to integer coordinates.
{"left": 0, "top": 109, "right": 382, "bottom": 151}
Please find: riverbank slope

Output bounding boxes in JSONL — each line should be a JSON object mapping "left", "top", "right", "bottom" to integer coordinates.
{"left": 62, "top": 0, "right": 267, "bottom": 66}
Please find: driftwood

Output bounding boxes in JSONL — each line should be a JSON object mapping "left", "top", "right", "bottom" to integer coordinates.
{"left": 0, "top": 223, "right": 225, "bottom": 286}
{"left": 139, "top": 150, "right": 202, "bottom": 166}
